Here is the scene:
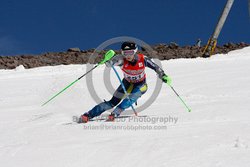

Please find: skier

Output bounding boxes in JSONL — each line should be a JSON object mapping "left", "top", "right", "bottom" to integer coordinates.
{"left": 78, "top": 41, "right": 171, "bottom": 123}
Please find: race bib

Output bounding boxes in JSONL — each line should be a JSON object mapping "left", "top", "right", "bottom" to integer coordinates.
{"left": 124, "top": 71, "right": 145, "bottom": 83}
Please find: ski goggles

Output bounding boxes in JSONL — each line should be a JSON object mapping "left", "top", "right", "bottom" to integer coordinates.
{"left": 121, "top": 49, "right": 137, "bottom": 57}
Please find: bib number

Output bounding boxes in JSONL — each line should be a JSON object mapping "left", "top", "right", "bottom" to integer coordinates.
{"left": 124, "top": 72, "right": 145, "bottom": 83}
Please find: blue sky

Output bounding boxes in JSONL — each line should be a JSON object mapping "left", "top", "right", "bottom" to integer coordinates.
{"left": 0, "top": 0, "right": 249, "bottom": 56}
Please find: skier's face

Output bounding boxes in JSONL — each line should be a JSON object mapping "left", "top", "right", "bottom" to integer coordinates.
{"left": 125, "top": 54, "right": 135, "bottom": 61}
{"left": 122, "top": 50, "right": 136, "bottom": 61}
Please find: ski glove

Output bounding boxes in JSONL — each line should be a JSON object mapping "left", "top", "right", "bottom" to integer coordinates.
{"left": 105, "top": 60, "right": 112, "bottom": 67}
{"left": 99, "top": 50, "right": 115, "bottom": 65}
{"left": 162, "top": 74, "right": 172, "bottom": 86}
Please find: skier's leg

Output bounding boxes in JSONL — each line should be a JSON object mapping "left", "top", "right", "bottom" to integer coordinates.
{"left": 112, "top": 83, "right": 148, "bottom": 116}
{"left": 87, "top": 101, "right": 113, "bottom": 118}
{"left": 86, "top": 79, "right": 132, "bottom": 119}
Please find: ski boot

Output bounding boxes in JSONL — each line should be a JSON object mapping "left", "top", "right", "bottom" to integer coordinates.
{"left": 78, "top": 113, "right": 90, "bottom": 123}
{"left": 107, "top": 113, "right": 115, "bottom": 122}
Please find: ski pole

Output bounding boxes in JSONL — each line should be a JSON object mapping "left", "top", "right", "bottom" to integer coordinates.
{"left": 42, "top": 50, "right": 115, "bottom": 107}
{"left": 41, "top": 65, "right": 98, "bottom": 106}
{"left": 111, "top": 65, "right": 138, "bottom": 116}
{"left": 168, "top": 84, "right": 191, "bottom": 112}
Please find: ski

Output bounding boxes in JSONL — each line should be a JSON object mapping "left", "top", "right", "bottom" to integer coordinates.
{"left": 72, "top": 115, "right": 148, "bottom": 124}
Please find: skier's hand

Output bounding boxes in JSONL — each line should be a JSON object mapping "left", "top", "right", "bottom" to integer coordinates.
{"left": 162, "top": 74, "right": 172, "bottom": 86}
{"left": 105, "top": 60, "right": 112, "bottom": 67}
{"left": 99, "top": 50, "right": 115, "bottom": 65}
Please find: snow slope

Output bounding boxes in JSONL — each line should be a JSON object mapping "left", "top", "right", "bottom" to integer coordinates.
{"left": 1, "top": 47, "right": 250, "bottom": 167}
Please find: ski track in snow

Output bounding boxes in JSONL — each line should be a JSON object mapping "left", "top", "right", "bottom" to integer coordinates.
{"left": 0, "top": 47, "right": 250, "bottom": 167}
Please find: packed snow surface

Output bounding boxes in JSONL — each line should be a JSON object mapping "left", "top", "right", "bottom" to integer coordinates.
{"left": 1, "top": 47, "right": 250, "bottom": 167}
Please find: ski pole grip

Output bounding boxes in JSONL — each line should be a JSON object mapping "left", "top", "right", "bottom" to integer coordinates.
{"left": 98, "top": 50, "right": 115, "bottom": 65}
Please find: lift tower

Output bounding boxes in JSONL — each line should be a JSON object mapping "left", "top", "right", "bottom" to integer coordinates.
{"left": 203, "top": 0, "right": 234, "bottom": 57}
